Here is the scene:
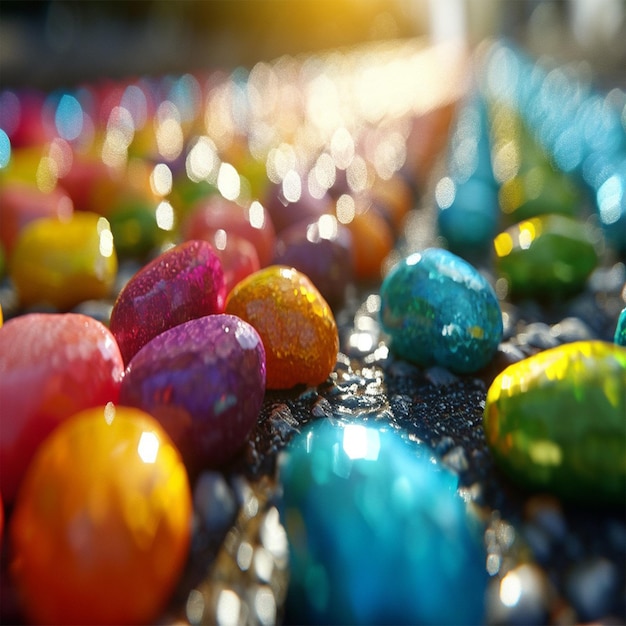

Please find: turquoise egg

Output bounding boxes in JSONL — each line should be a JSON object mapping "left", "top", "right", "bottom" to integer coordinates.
{"left": 615, "top": 307, "right": 626, "bottom": 346}
{"left": 279, "top": 419, "right": 487, "bottom": 625}
{"left": 379, "top": 247, "right": 503, "bottom": 373}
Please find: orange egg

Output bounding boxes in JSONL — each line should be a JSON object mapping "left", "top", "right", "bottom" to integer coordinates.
{"left": 10, "top": 404, "right": 192, "bottom": 626}
{"left": 226, "top": 265, "right": 338, "bottom": 389}
{"left": 344, "top": 206, "right": 394, "bottom": 282}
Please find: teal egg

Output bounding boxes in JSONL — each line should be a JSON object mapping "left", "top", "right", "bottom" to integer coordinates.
{"left": 615, "top": 307, "right": 626, "bottom": 346}
{"left": 379, "top": 247, "right": 503, "bottom": 373}
{"left": 279, "top": 419, "right": 487, "bottom": 625}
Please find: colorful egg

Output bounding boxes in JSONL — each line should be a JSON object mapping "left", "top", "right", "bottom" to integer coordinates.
{"left": 9, "top": 212, "right": 117, "bottom": 310}
{"left": 279, "top": 419, "right": 487, "bottom": 625}
{"left": 109, "top": 240, "right": 225, "bottom": 364}
{"left": 120, "top": 314, "right": 266, "bottom": 472}
{"left": 614, "top": 307, "right": 626, "bottom": 346}
{"left": 483, "top": 341, "right": 626, "bottom": 504}
{"left": 0, "top": 182, "right": 73, "bottom": 257}
{"left": 225, "top": 265, "right": 338, "bottom": 389}
{"left": 272, "top": 214, "right": 353, "bottom": 307}
{"left": 0, "top": 313, "right": 124, "bottom": 503}
{"left": 379, "top": 248, "right": 503, "bottom": 373}
{"left": 10, "top": 404, "right": 192, "bottom": 626}
{"left": 494, "top": 214, "right": 598, "bottom": 299}
{"left": 182, "top": 196, "right": 276, "bottom": 267}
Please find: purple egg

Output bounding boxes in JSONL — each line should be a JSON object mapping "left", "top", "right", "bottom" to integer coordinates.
{"left": 109, "top": 240, "right": 225, "bottom": 364}
{"left": 263, "top": 179, "right": 332, "bottom": 234}
{"left": 272, "top": 214, "right": 353, "bottom": 307}
{"left": 119, "top": 314, "right": 266, "bottom": 472}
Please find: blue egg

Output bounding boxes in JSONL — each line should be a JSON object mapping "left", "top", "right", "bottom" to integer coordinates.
{"left": 278, "top": 419, "right": 487, "bottom": 625}
{"left": 379, "top": 248, "right": 503, "bottom": 373}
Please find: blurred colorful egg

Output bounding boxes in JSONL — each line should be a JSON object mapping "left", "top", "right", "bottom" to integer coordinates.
{"left": 0, "top": 182, "right": 73, "bottom": 257}
{"left": 272, "top": 214, "right": 353, "bottom": 307}
{"left": 9, "top": 212, "right": 117, "bottom": 310}
{"left": 182, "top": 195, "right": 276, "bottom": 267}
{"left": 494, "top": 214, "right": 599, "bottom": 299}
{"left": 279, "top": 419, "right": 487, "bottom": 625}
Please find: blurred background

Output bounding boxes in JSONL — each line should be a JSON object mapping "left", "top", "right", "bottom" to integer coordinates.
{"left": 1, "top": 0, "right": 625, "bottom": 90}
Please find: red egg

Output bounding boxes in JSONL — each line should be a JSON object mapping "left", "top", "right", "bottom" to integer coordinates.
{"left": 0, "top": 313, "right": 124, "bottom": 503}
{"left": 0, "top": 183, "right": 73, "bottom": 257}
{"left": 182, "top": 195, "right": 276, "bottom": 267}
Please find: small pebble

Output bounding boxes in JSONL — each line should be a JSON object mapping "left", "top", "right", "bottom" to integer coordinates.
{"left": 486, "top": 564, "right": 551, "bottom": 626}
{"left": 379, "top": 247, "right": 503, "bottom": 373}
{"left": 566, "top": 558, "right": 620, "bottom": 622}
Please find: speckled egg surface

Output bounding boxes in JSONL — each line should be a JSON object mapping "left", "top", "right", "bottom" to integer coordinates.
{"left": 119, "top": 314, "right": 265, "bottom": 473}
{"left": 379, "top": 248, "right": 503, "bottom": 373}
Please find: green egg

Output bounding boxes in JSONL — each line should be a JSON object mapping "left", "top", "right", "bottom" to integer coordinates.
{"left": 483, "top": 341, "right": 626, "bottom": 505}
{"left": 494, "top": 214, "right": 598, "bottom": 299}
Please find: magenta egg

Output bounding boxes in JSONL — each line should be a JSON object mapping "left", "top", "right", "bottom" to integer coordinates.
{"left": 109, "top": 240, "right": 225, "bottom": 364}
{"left": 119, "top": 314, "right": 266, "bottom": 473}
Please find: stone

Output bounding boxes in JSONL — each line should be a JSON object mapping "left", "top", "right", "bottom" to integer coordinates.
{"left": 494, "top": 213, "right": 598, "bottom": 301}
{"left": 225, "top": 265, "right": 338, "bottom": 389}
{"left": 379, "top": 247, "right": 503, "bottom": 374}
{"left": 483, "top": 341, "right": 626, "bottom": 504}
{"left": 109, "top": 240, "right": 225, "bottom": 364}
{"left": 614, "top": 307, "right": 626, "bottom": 346}
{"left": 9, "top": 404, "right": 192, "bottom": 626}
{"left": 0, "top": 313, "right": 124, "bottom": 503}
{"left": 279, "top": 419, "right": 487, "bottom": 625}
{"left": 10, "top": 212, "right": 118, "bottom": 311}
{"left": 120, "top": 314, "right": 266, "bottom": 473}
